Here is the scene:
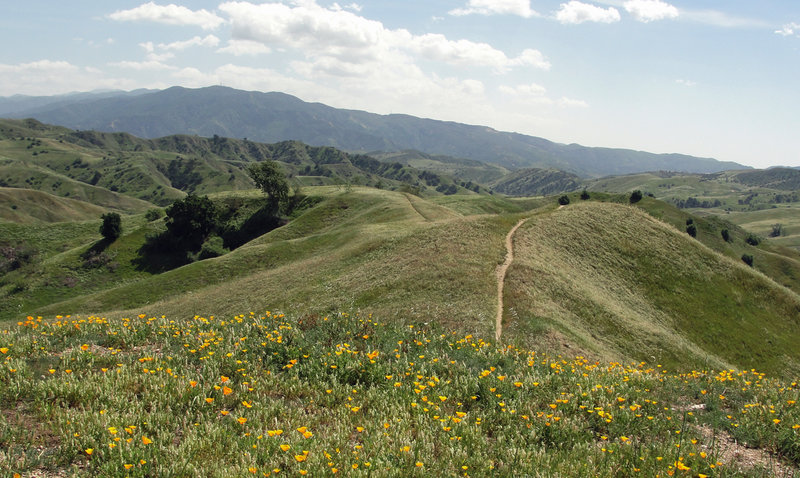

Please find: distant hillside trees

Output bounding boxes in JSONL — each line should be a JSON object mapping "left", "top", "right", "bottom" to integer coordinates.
{"left": 99, "top": 213, "right": 122, "bottom": 241}
{"left": 672, "top": 197, "right": 723, "bottom": 209}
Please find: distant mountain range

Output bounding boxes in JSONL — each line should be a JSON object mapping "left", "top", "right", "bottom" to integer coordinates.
{"left": 2, "top": 86, "right": 748, "bottom": 178}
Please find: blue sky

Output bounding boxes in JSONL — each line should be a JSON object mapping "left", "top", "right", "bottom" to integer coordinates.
{"left": 1, "top": 0, "right": 798, "bottom": 168}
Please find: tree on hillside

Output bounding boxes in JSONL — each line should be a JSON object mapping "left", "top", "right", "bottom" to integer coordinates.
{"left": 558, "top": 195, "right": 570, "bottom": 206}
{"left": 164, "top": 194, "right": 217, "bottom": 251}
{"left": 99, "top": 213, "right": 122, "bottom": 241}
{"left": 629, "top": 190, "right": 643, "bottom": 203}
{"left": 580, "top": 189, "right": 590, "bottom": 200}
{"left": 247, "top": 161, "right": 289, "bottom": 214}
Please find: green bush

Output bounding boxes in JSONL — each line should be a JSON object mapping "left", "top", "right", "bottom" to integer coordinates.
{"left": 197, "top": 235, "right": 229, "bottom": 260}
{"left": 99, "top": 212, "right": 122, "bottom": 241}
{"left": 558, "top": 195, "right": 570, "bottom": 206}
{"left": 746, "top": 234, "right": 760, "bottom": 246}
{"left": 145, "top": 208, "right": 163, "bottom": 222}
{"left": 629, "top": 190, "right": 643, "bottom": 203}
{"left": 742, "top": 254, "right": 754, "bottom": 267}
{"left": 721, "top": 229, "right": 730, "bottom": 242}
{"left": 686, "top": 224, "right": 697, "bottom": 238}
{"left": 580, "top": 190, "right": 590, "bottom": 200}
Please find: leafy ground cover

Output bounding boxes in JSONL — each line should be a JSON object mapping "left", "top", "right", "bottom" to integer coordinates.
{"left": 1, "top": 311, "right": 798, "bottom": 477}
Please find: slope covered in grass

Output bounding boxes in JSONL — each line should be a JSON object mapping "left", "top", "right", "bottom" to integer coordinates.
{"left": 0, "top": 187, "right": 108, "bottom": 223}
{"left": 504, "top": 201, "right": 800, "bottom": 375}
{"left": 1, "top": 311, "right": 798, "bottom": 477}
{"left": 6, "top": 187, "right": 800, "bottom": 379}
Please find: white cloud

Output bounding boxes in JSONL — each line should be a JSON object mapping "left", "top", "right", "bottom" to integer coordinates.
{"left": 499, "top": 83, "right": 548, "bottom": 97}
{"left": 623, "top": 0, "right": 678, "bottom": 23}
{"left": 558, "top": 97, "right": 589, "bottom": 107}
{"left": 410, "top": 34, "right": 550, "bottom": 72}
{"left": 555, "top": 1, "right": 620, "bottom": 24}
{"left": 449, "top": 0, "right": 538, "bottom": 18}
{"left": 681, "top": 9, "right": 769, "bottom": 28}
{"left": 109, "top": 60, "right": 177, "bottom": 71}
{"left": 218, "top": 1, "right": 549, "bottom": 72}
{"left": 499, "top": 83, "right": 588, "bottom": 108}
{"left": 217, "top": 39, "right": 272, "bottom": 56}
{"left": 676, "top": 79, "right": 696, "bottom": 87}
{"left": 0, "top": 60, "right": 145, "bottom": 96}
{"left": 159, "top": 35, "right": 220, "bottom": 51}
{"left": 775, "top": 22, "right": 800, "bottom": 37}
{"left": 108, "top": 2, "right": 225, "bottom": 30}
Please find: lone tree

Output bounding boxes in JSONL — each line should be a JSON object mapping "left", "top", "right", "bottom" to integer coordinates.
{"left": 629, "top": 190, "right": 643, "bottom": 204}
{"left": 99, "top": 213, "right": 122, "bottom": 241}
{"left": 580, "top": 189, "right": 590, "bottom": 200}
{"left": 247, "top": 161, "right": 289, "bottom": 214}
{"left": 558, "top": 195, "right": 570, "bottom": 206}
{"left": 164, "top": 194, "right": 217, "bottom": 252}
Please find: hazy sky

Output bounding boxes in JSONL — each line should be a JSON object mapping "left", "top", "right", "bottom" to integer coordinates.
{"left": 1, "top": 1, "right": 798, "bottom": 168}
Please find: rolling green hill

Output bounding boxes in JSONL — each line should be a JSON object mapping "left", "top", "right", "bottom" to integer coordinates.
{"left": 3, "top": 185, "right": 799, "bottom": 379}
{"left": 0, "top": 119, "right": 483, "bottom": 208}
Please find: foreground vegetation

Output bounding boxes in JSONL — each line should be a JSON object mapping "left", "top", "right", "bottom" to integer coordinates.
{"left": 1, "top": 311, "right": 798, "bottom": 477}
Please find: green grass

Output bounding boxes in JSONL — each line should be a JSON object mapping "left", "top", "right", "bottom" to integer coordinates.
{"left": 1, "top": 311, "right": 798, "bottom": 477}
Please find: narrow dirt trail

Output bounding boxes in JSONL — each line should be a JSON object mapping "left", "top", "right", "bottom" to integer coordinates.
{"left": 495, "top": 218, "right": 528, "bottom": 343}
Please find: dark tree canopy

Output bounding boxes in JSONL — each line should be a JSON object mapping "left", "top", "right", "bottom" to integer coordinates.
{"left": 99, "top": 213, "right": 122, "bottom": 241}
{"left": 247, "top": 161, "right": 289, "bottom": 213}
{"left": 164, "top": 194, "right": 217, "bottom": 251}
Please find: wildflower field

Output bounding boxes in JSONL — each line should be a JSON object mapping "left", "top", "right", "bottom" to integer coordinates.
{"left": 1, "top": 311, "right": 798, "bottom": 477}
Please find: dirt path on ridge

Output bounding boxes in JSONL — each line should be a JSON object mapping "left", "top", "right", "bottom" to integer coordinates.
{"left": 496, "top": 218, "right": 528, "bottom": 342}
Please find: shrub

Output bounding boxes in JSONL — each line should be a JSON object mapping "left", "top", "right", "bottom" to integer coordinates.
{"left": 741, "top": 254, "right": 754, "bottom": 267}
{"left": 197, "top": 235, "right": 229, "bottom": 260}
{"left": 558, "top": 195, "right": 570, "bottom": 206}
{"left": 580, "top": 190, "right": 590, "bottom": 200}
{"left": 145, "top": 208, "right": 163, "bottom": 222}
{"left": 770, "top": 224, "right": 783, "bottom": 238}
{"left": 686, "top": 224, "right": 697, "bottom": 237}
{"left": 721, "top": 229, "right": 730, "bottom": 242}
{"left": 746, "top": 234, "right": 760, "bottom": 246}
{"left": 99, "top": 213, "right": 122, "bottom": 241}
{"left": 629, "top": 190, "right": 643, "bottom": 203}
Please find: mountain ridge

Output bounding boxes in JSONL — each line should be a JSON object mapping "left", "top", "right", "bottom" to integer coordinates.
{"left": 4, "top": 85, "right": 749, "bottom": 178}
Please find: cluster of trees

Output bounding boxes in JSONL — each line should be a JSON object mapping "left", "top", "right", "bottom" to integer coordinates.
{"left": 139, "top": 160, "right": 292, "bottom": 266}
{"left": 673, "top": 197, "right": 723, "bottom": 209}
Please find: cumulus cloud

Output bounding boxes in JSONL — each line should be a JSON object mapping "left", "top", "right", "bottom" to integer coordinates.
{"left": 775, "top": 22, "right": 800, "bottom": 37}
{"left": 159, "top": 35, "right": 220, "bottom": 51}
{"left": 108, "top": 2, "right": 225, "bottom": 30}
{"left": 0, "top": 60, "right": 143, "bottom": 96}
{"left": 558, "top": 97, "right": 588, "bottom": 107}
{"left": 555, "top": 1, "right": 620, "bottom": 24}
{"left": 217, "top": 39, "right": 272, "bottom": 56}
{"left": 499, "top": 83, "right": 589, "bottom": 108}
{"left": 449, "top": 0, "right": 538, "bottom": 18}
{"left": 623, "top": 0, "right": 678, "bottom": 23}
{"left": 109, "top": 60, "right": 177, "bottom": 70}
{"left": 218, "top": 1, "right": 549, "bottom": 72}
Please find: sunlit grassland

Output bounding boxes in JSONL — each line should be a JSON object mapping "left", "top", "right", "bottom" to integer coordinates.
{"left": 1, "top": 311, "right": 798, "bottom": 477}
{"left": 727, "top": 206, "right": 800, "bottom": 250}
{"left": 504, "top": 201, "right": 800, "bottom": 376}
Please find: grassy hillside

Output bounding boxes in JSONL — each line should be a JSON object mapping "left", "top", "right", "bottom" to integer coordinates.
{"left": 0, "top": 187, "right": 108, "bottom": 223}
{"left": 504, "top": 201, "right": 800, "bottom": 375}
{"left": 4, "top": 186, "right": 800, "bottom": 379}
{"left": 0, "top": 119, "right": 483, "bottom": 208}
{"left": 1, "top": 311, "right": 798, "bottom": 477}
